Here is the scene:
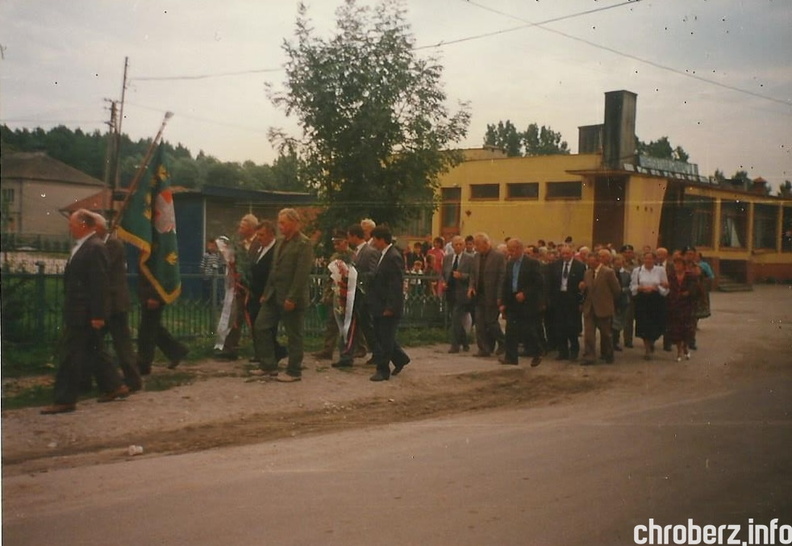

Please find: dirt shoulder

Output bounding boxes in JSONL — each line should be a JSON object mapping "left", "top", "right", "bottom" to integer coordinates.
{"left": 2, "top": 286, "right": 791, "bottom": 476}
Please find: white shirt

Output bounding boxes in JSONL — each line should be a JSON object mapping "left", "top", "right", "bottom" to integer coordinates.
{"left": 256, "top": 239, "right": 276, "bottom": 263}
{"left": 630, "top": 265, "right": 669, "bottom": 297}
{"left": 376, "top": 243, "right": 392, "bottom": 268}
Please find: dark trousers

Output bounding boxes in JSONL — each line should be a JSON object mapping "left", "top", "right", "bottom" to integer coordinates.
{"left": 137, "top": 306, "right": 188, "bottom": 373}
{"left": 474, "top": 300, "right": 504, "bottom": 354}
{"left": 55, "top": 324, "right": 123, "bottom": 404}
{"left": 354, "top": 292, "right": 377, "bottom": 356}
{"left": 250, "top": 299, "right": 287, "bottom": 362}
{"left": 372, "top": 314, "right": 409, "bottom": 378}
{"left": 504, "top": 307, "right": 542, "bottom": 363}
{"left": 254, "top": 299, "right": 305, "bottom": 377}
{"left": 447, "top": 296, "right": 471, "bottom": 350}
{"left": 106, "top": 312, "right": 142, "bottom": 390}
{"left": 553, "top": 293, "right": 582, "bottom": 357}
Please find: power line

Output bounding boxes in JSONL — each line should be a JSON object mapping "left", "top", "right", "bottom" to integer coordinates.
{"left": 133, "top": 67, "right": 281, "bottom": 82}
{"left": 461, "top": 0, "right": 790, "bottom": 109}
{"left": 416, "top": 0, "right": 638, "bottom": 50}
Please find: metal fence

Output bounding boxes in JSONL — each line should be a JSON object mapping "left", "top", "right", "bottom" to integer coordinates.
{"left": 0, "top": 268, "right": 447, "bottom": 348}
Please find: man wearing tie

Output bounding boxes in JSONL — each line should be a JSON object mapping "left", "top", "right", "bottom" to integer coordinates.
{"left": 548, "top": 244, "right": 586, "bottom": 360}
{"left": 580, "top": 249, "right": 622, "bottom": 365}
{"left": 442, "top": 235, "right": 473, "bottom": 353}
{"left": 499, "top": 238, "right": 545, "bottom": 366}
{"left": 41, "top": 209, "right": 128, "bottom": 414}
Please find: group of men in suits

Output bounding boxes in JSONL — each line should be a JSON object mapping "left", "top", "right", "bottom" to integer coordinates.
{"left": 440, "top": 234, "right": 627, "bottom": 368}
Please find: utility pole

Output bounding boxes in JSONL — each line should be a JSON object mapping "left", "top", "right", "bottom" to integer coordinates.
{"left": 102, "top": 99, "right": 118, "bottom": 212}
{"left": 114, "top": 56, "right": 129, "bottom": 190}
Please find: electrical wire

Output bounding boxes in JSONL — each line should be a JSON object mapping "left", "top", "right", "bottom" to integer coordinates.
{"left": 460, "top": 0, "right": 790, "bottom": 109}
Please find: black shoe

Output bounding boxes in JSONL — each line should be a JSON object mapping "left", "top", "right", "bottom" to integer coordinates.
{"left": 555, "top": 353, "right": 569, "bottom": 361}
{"left": 331, "top": 360, "right": 353, "bottom": 368}
{"left": 370, "top": 372, "right": 389, "bottom": 382}
{"left": 448, "top": 347, "right": 460, "bottom": 354}
{"left": 473, "top": 351, "right": 491, "bottom": 358}
{"left": 392, "top": 358, "right": 411, "bottom": 376}
{"left": 498, "top": 357, "right": 518, "bottom": 365}
{"left": 530, "top": 356, "right": 542, "bottom": 367}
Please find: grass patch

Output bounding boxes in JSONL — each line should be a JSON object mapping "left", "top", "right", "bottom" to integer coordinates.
{"left": 1, "top": 343, "right": 56, "bottom": 378}
{"left": 1, "top": 384, "right": 52, "bottom": 410}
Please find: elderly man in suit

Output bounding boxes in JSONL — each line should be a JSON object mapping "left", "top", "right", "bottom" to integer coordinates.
{"left": 253, "top": 208, "right": 314, "bottom": 382}
{"left": 548, "top": 244, "right": 586, "bottom": 360}
{"left": 443, "top": 235, "right": 473, "bottom": 353}
{"left": 580, "top": 249, "right": 622, "bottom": 365}
{"left": 368, "top": 225, "right": 410, "bottom": 382}
{"left": 467, "top": 232, "right": 506, "bottom": 357}
{"left": 248, "top": 220, "right": 287, "bottom": 365}
{"left": 215, "top": 213, "right": 261, "bottom": 361}
{"left": 499, "top": 238, "right": 545, "bottom": 366}
{"left": 41, "top": 209, "right": 129, "bottom": 414}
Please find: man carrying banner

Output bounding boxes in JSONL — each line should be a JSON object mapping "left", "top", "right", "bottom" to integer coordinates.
{"left": 117, "top": 143, "right": 188, "bottom": 374}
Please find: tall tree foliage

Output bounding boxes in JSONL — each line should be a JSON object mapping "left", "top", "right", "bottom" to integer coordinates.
{"left": 637, "top": 136, "right": 689, "bottom": 162}
{"left": 268, "top": 0, "right": 470, "bottom": 236}
{"left": 1, "top": 124, "right": 306, "bottom": 192}
{"left": 483, "top": 121, "right": 568, "bottom": 156}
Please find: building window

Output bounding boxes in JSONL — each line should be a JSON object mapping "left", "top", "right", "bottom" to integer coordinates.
{"left": 753, "top": 203, "right": 778, "bottom": 250}
{"left": 1, "top": 188, "right": 15, "bottom": 204}
{"left": 546, "top": 181, "right": 582, "bottom": 200}
{"left": 782, "top": 207, "right": 792, "bottom": 253}
{"left": 506, "top": 182, "right": 539, "bottom": 200}
{"left": 470, "top": 183, "right": 500, "bottom": 200}
{"left": 720, "top": 200, "right": 748, "bottom": 249}
{"left": 400, "top": 208, "right": 433, "bottom": 239}
{"left": 689, "top": 196, "right": 714, "bottom": 248}
{"left": 440, "top": 187, "right": 461, "bottom": 233}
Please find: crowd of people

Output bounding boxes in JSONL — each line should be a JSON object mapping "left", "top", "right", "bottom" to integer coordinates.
{"left": 41, "top": 206, "right": 714, "bottom": 415}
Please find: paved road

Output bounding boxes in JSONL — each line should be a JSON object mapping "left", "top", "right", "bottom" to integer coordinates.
{"left": 4, "top": 370, "right": 790, "bottom": 546}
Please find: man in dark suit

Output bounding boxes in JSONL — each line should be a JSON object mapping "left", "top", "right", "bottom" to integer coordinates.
{"left": 136, "top": 268, "right": 189, "bottom": 376}
{"left": 41, "top": 209, "right": 129, "bottom": 414}
{"left": 468, "top": 232, "right": 506, "bottom": 357}
{"left": 442, "top": 235, "right": 473, "bottom": 353}
{"left": 95, "top": 213, "right": 142, "bottom": 392}
{"left": 580, "top": 249, "right": 622, "bottom": 365}
{"left": 368, "top": 225, "right": 410, "bottom": 382}
{"left": 254, "top": 208, "right": 314, "bottom": 382}
{"left": 547, "top": 244, "right": 586, "bottom": 360}
{"left": 248, "top": 220, "right": 287, "bottom": 364}
{"left": 499, "top": 238, "right": 545, "bottom": 366}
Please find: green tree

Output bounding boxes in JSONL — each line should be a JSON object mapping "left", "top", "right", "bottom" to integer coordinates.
{"left": 637, "top": 136, "right": 689, "bottom": 163}
{"left": 523, "top": 123, "right": 569, "bottom": 156}
{"left": 268, "top": 0, "right": 470, "bottom": 238}
{"left": 778, "top": 180, "right": 792, "bottom": 198}
{"left": 483, "top": 120, "right": 522, "bottom": 156}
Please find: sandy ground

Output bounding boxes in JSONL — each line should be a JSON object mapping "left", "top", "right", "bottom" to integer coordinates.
{"left": 2, "top": 285, "right": 791, "bottom": 476}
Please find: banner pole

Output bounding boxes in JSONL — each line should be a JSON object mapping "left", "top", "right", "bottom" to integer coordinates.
{"left": 111, "top": 111, "right": 174, "bottom": 231}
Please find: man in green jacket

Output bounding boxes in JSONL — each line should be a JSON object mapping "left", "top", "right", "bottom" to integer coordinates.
{"left": 253, "top": 208, "right": 315, "bottom": 382}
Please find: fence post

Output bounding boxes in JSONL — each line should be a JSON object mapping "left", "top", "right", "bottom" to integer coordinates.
{"left": 35, "top": 261, "right": 46, "bottom": 333}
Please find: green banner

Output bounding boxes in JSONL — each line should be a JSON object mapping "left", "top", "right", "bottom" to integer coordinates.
{"left": 117, "top": 143, "right": 181, "bottom": 303}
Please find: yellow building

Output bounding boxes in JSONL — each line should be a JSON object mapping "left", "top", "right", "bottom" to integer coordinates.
{"left": 433, "top": 90, "right": 792, "bottom": 284}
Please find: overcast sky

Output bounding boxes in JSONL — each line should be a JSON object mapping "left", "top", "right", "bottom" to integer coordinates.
{"left": 1, "top": 0, "right": 790, "bottom": 189}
